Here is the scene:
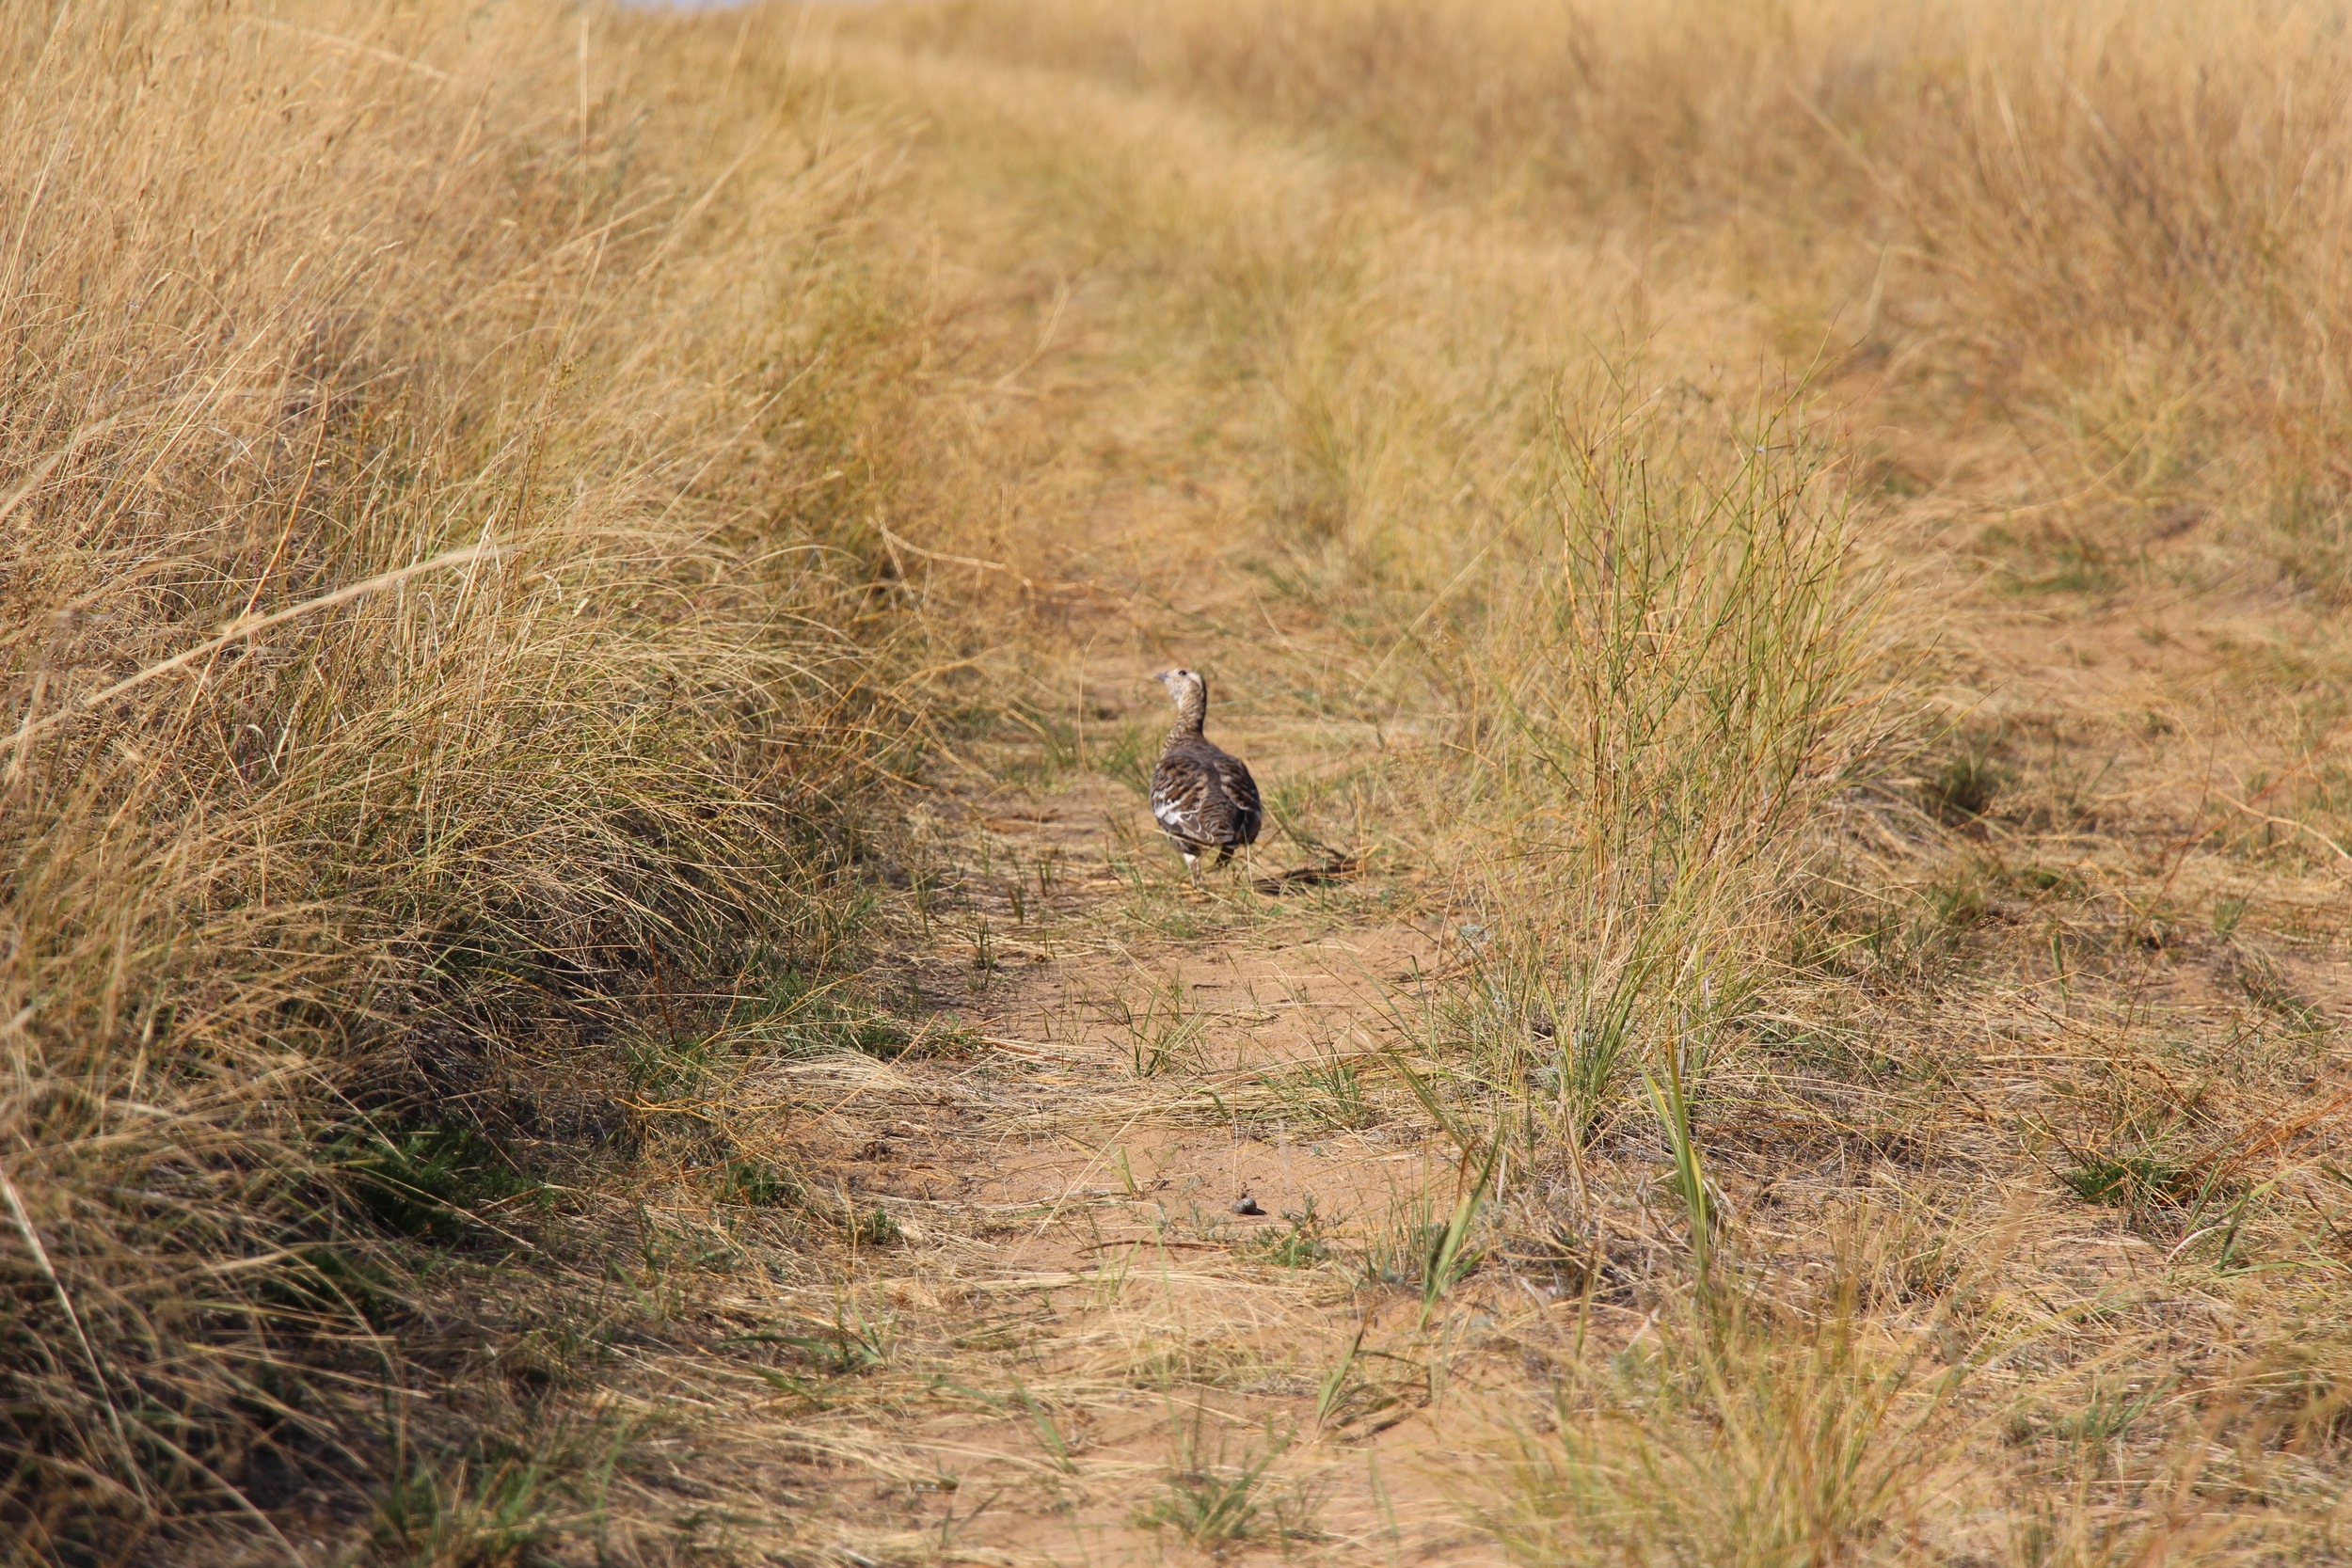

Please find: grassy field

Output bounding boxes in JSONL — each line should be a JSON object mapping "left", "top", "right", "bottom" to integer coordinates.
{"left": 8, "top": 0, "right": 2352, "bottom": 1562}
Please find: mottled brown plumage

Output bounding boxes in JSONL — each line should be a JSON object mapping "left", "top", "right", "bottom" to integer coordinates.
{"left": 1148, "top": 668, "right": 1262, "bottom": 876}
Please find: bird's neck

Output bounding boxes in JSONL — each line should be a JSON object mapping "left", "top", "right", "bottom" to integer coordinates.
{"left": 1162, "top": 681, "right": 1204, "bottom": 742}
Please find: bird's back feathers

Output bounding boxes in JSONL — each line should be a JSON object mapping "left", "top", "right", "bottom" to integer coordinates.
{"left": 1150, "top": 735, "right": 1262, "bottom": 864}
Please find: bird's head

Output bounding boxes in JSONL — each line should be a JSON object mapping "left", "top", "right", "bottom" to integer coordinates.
{"left": 1152, "top": 667, "right": 1208, "bottom": 730}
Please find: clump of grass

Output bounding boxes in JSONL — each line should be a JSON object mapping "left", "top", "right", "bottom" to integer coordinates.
{"left": 334, "top": 1122, "right": 550, "bottom": 1244}
{"left": 2226, "top": 950, "right": 2328, "bottom": 1034}
{"left": 755, "top": 1308, "right": 896, "bottom": 1378}
{"left": 1922, "top": 741, "right": 2010, "bottom": 824}
{"left": 720, "top": 1158, "right": 802, "bottom": 1211}
{"left": 2011, "top": 1375, "right": 2173, "bottom": 1475}
{"left": 625, "top": 1032, "right": 738, "bottom": 1105}
{"left": 0, "top": 0, "right": 929, "bottom": 1552}
{"left": 1644, "top": 1053, "right": 1718, "bottom": 1275}
{"left": 1107, "top": 973, "right": 1208, "bottom": 1075}
{"left": 1136, "top": 1449, "right": 1280, "bottom": 1552}
{"left": 1093, "top": 721, "right": 1159, "bottom": 798}
{"left": 717, "top": 1159, "right": 901, "bottom": 1247}
{"left": 1430, "top": 385, "right": 1894, "bottom": 1152}
{"left": 1348, "top": 1185, "right": 1486, "bottom": 1305}
{"left": 1254, "top": 1198, "right": 1333, "bottom": 1268}
{"left": 1003, "top": 702, "right": 1087, "bottom": 784}
{"left": 728, "top": 965, "right": 914, "bottom": 1060}
{"left": 371, "top": 1412, "right": 637, "bottom": 1568}
{"left": 373, "top": 1451, "right": 560, "bottom": 1568}
{"left": 1135, "top": 1413, "right": 1317, "bottom": 1556}
{"left": 1478, "top": 1276, "right": 1974, "bottom": 1568}
{"left": 2058, "top": 1150, "right": 2205, "bottom": 1214}
{"left": 1259, "top": 1056, "right": 1382, "bottom": 1131}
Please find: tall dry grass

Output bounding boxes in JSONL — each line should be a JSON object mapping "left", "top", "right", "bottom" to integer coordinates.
{"left": 1479, "top": 1275, "right": 1974, "bottom": 1567}
{"left": 875, "top": 0, "right": 2352, "bottom": 569}
{"left": 1422, "top": 388, "right": 1895, "bottom": 1147}
{"left": 1, "top": 1, "right": 924, "bottom": 1555}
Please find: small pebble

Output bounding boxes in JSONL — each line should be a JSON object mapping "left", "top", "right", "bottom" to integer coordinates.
{"left": 1232, "top": 1195, "right": 1265, "bottom": 1216}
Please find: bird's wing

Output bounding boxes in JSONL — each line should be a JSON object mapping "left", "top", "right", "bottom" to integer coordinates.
{"left": 1151, "top": 755, "right": 1213, "bottom": 844}
{"left": 1212, "top": 752, "right": 1263, "bottom": 845}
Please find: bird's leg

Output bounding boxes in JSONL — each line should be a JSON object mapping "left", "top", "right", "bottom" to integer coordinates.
{"left": 1184, "top": 851, "right": 1200, "bottom": 889}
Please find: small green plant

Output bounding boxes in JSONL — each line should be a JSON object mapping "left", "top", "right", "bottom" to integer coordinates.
{"left": 1108, "top": 974, "right": 1206, "bottom": 1075}
{"left": 2050, "top": 1375, "right": 2168, "bottom": 1465}
{"left": 734, "top": 1304, "right": 893, "bottom": 1377}
{"left": 264, "top": 1242, "right": 405, "bottom": 1330}
{"left": 1919, "top": 866, "right": 1991, "bottom": 946}
{"left": 1136, "top": 1455, "right": 1275, "bottom": 1552}
{"left": 371, "top": 1416, "right": 631, "bottom": 1568}
{"left": 971, "top": 915, "right": 997, "bottom": 988}
{"left": 1554, "top": 1016, "right": 1637, "bottom": 1145}
{"left": 1422, "top": 1137, "right": 1503, "bottom": 1325}
{"left": 1438, "top": 948, "right": 1662, "bottom": 1148}
{"left": 1004, "top": 701, "right": 1084, "bottom": 783}
{"left": 2211, "top": 895, "right": 2248, "bottom": 938}
{"left": 843, "top": 1202, "right": 903, "bottom": 1247}
{"left": 1010, "top": 1380, "right": 1082, "bottom": 1472}
{"left": 1353, "top": 1206, "right": 1449, "bottom": 1291}
{"left": 1262, "top": 1057, "right": 1380, "bottom": 1130}
{"left": 1350, "top": 1178, "right": 1488, "bottom": 1305}
{"left": 373, "top": 1450, "right": 555, "bottom": 1568}
{"left": 1255, "top": 1197, "right": 1332, "bottom": 1268}
{"left": 1645, "top": 1053, "right": 1716, "bottom": 1275}
{"left": 622, "top": 1031, "right": 731, "bottom": 1101}
{"left": 2227, "top": 950, "right": 2326, "bottom": 1032}
{"left": 1314, "top": 1324, "right": 1365, "bottom": 1428}
{"left": 720, "top": 1157, "right": 799, "bottom": 1208}
{"left": 1135, "top": 1414, "right": 1314, "bottom": 1554}
{"left": 2058, "top": 1149, "right": 2201, "bottom": 1212}
{"left": 334, "top": 1121, "right": 546, "bottom": 1243}
{"left": 1093, "top": 721, "right": 1156, "bottom": 798}
{"left": 2008, "top": 863, "right": 2087, "bottom": 899}
{"left": 730, "top": 961, "right": 912, "bottom": 1058}
{"left": 716, "top": 1158, "right": 898, "bottom": 1243}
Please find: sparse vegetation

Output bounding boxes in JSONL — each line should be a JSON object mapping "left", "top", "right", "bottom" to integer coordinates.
{"left": 14, "top": 0, "right": 2352, "bottom": 1561}
{"left": 1135, "top": 1412, "right": 1316, "bottom": 1555}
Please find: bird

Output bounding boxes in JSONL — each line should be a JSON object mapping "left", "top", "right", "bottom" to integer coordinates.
{"left": 1148, "top": 667, "right": 1263, "bottom": 880}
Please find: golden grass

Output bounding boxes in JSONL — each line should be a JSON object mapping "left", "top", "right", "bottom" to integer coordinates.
{"left": 15, "top": 0, "right": 2352, "bottom": 1561}
{"left": 1, "top": 1, "right": 930, "bottom": 1556}
{"left": 878, "top": 0, "right": 2352, "bottom": 560}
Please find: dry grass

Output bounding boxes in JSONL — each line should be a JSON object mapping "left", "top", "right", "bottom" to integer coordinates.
{"left": 878, "top": 0, "right": 2352, "bottom": 562}
{"left": 1, "top": 2, "right": 932, "bottom": 1558}
{"left": 15, "top": 0, "right": 2352, "bottom": 1562}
